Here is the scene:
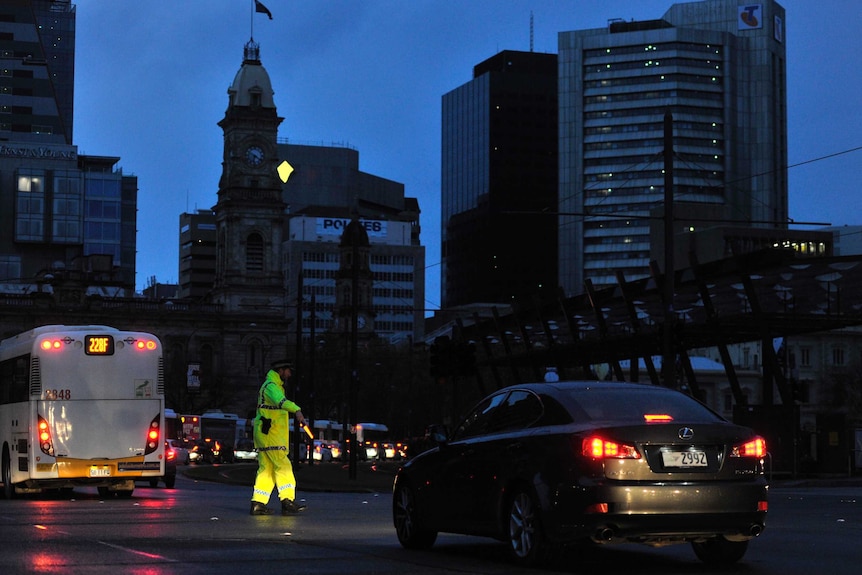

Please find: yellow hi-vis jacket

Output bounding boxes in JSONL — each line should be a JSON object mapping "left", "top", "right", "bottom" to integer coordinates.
{"left": 253, "top": 369, "right": 302, "bottom": 450}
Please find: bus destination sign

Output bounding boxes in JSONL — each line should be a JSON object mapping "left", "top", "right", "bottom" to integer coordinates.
{"left": 85, "top": 335, "right": 115, "bottom": 356}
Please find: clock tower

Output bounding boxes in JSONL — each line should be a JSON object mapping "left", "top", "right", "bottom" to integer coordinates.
{"left": 212, "top": 39, "right": 285, "bottom": 313}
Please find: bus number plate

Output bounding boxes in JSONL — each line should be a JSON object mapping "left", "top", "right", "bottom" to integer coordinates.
{"left": 89, "top": 467, "right": 111, "bottom": 477}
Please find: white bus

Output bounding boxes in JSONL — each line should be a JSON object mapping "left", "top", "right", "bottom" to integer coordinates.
{"left": 0, "top": 325, "right": 165, "bottom": 498}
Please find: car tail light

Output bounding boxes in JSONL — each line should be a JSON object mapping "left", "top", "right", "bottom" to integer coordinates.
{"left": 582, "top": 436, "right": 641, "bottom": 459}
{"left": 730, "top": 436, "right": 767, "bottom": 458}
{"left": 165, "top": 446, "right": 176, "bottom": 462}
{"left": 584, "top": 503, "right": 609, "bottom": 514}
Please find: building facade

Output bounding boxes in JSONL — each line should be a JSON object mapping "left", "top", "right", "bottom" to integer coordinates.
{"left": 280, "top": 143, "right": 425, "bottom": 345}
{"left": 441, "top": 50, "right": 558, "bottom": 308}
{"left": 558, "top": 0, "right": 788, "bottom": 294}
{"left": 0, "top": 0, "right": 137, "bottom": 293}
{"left": 178, "top": 209, "right": 216, "bottom": 300}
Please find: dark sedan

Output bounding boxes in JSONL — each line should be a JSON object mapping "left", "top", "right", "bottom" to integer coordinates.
{"left": 392, "top": 380, "right": 768, "bottom": 566}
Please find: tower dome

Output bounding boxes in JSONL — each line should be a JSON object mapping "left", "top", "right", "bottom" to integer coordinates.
{"left": 226, "top": 39, "right": 276, "bottom": 109}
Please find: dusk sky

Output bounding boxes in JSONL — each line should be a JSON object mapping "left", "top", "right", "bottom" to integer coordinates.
{"left": 72, "top": 1, "right": 861, "bottom": 315}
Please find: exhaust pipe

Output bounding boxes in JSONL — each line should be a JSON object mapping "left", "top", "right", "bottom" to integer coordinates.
{"left": 593, "top": 527, "right": 616, "bottom": 542}
{"left": 749, "top": 524, "right": 764, "bottom": 537}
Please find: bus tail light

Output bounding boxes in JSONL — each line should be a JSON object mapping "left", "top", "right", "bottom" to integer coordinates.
{"left": 37, "top": 415, "right": 54, "bottom": 456}
{"left": 127, "top": 337, "right": 158, "bottom": 351}
{"left": 145, "top": 415, "right": 161, "bottom": 455}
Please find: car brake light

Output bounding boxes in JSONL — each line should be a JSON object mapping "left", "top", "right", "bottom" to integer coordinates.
{"left": 643, "top": 414, "right": 673, "bottom": 423}
{"left": 582, "top": 436, "right": 641, "bottom": 459}
{"left": 730, "top": 436, "right": 766, "bottom": 458}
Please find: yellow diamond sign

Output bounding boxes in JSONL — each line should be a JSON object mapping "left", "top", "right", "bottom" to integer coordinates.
{"left": 277, "top": 160, "right": 295, "bottom": 183}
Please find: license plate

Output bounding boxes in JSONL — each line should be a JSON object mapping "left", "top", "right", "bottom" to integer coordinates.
{"left": 661, "top": 450, "right": 708, "bottom": 468}
{"left": 89, "top": 467, "right": 111, "bottom": 477}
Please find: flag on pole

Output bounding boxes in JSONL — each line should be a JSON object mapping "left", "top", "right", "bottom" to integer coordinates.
{"left": 255, "top": 0, "right": 273, "bottom": 20}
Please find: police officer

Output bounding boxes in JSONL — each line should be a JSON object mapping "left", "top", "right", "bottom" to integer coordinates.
{"left": 250, "top": 359, "right": 307, "bottom": 516}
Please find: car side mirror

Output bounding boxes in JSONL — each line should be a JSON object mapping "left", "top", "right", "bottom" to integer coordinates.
{"left": 426, "top": 423, "right": 448, "bottom": 445}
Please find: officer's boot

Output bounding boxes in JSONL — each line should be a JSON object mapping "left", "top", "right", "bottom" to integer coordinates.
{"left": 250, "top": 501, "right": 273, "bottom": 515}
{"left": 281, "top": 499, "right": 307, "bottom": 515}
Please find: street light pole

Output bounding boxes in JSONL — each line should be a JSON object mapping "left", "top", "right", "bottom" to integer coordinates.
{"left": 662, "top": 110, "right": 676, "bottom": 388}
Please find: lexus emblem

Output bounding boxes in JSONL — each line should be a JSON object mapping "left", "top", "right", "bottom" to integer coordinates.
{"left": 678, "top": 427, "right": 695, "bottom": 440}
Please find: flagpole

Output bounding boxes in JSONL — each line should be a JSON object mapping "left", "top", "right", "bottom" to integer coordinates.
{"left": 250, "top": 0, "right": 254, "bottom": 40}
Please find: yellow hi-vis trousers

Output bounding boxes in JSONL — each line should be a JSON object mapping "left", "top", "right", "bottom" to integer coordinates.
{"left": 251, "top": 447, "right": 297, "bottom": 504}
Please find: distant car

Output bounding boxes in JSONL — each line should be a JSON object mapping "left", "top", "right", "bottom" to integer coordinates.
{"left": 167, "top": 439, "right": 190, "bottom": 465}
{"left": 393, "top": 380, "right": 768, "bottom": 567}
{"left": 382, "top": 442, "right": 407, "bottom": 460}
{"left": 234, "top": 439, "right": 258, "bottom": 461}
{"left": 299, "top": 439, "right": 334, "bottom": 462}
{"left": 327, "top": 440, "right": 342, "bottom": 460}
{"left": 143, "top": 441, "right": 177, "bottom": 488}
{"left": 190, "top": 438, "right": 234, "bottom": 464}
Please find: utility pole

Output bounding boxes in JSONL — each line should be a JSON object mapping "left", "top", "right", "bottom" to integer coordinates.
{"left": 662, "top": 110, "right": 676, "bottom": 387}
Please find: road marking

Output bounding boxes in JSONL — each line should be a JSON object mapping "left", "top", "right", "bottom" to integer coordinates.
{"left": 96, "top": 540, "right": 177, "bottom": 562}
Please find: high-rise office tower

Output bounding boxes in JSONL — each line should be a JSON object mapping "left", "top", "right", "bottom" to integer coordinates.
{"left": 441, "top": 50, "right": 558, "bottom": 309}
{"left": 0, "top": 0, "right": 138, "bottom": 292}
{"left": 558, "top": 0, "right": 787, "bottom": 293}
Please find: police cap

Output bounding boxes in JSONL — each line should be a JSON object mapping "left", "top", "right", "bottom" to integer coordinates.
{"left": 270, "top": 359, "right": 295, "bottom": 371}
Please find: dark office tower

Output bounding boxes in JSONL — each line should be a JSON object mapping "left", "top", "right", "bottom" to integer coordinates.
{"left": 441, "top": 50, "right": 558, "bottom": 309}
{"left": 178, "top": 210, "right": 216, "bottom": 300}
{"left": 0, "top": 1, "right": 138, "bottom": 293}
{"left": 558, "top": 0, "right": 788, "bottom": 293}
{"left": 0, "top": 0, "right": 75, "bottom": 145}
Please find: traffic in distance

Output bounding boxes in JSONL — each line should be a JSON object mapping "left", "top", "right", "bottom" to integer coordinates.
{"left": 165, "top": 408, "right": 406, "bottom": 466}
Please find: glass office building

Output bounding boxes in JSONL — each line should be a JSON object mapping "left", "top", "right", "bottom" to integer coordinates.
{"left": 441, "top": 50, "right": 558, "bottom": 308}
{"left": 0, "top": 1, "right": 137, "bottom": 292}
{"left": 558, "top": 0, "right": 787, "bottom": 293}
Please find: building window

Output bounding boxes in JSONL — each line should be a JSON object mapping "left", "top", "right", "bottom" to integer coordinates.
{"left": 832, "top": 346, "right": 845, "bottom": 366}
{"left": 246, "top": 233, "right": 264, "bottom": 272}
{"left": 0, "top": 255, "right": 22, "bottom": 282}
{"left": 15, "top": 172, "right": 45, "bottom": 241}
{"left": 799, "top": 347, "right": 810, "bottom": 367}
{"left": 53, "top": 173, "right": 83, "bottom": 244}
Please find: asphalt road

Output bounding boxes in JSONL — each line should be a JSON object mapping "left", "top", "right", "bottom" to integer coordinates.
{"left": 1, "top": 470, "right": 861, "bottom": 574}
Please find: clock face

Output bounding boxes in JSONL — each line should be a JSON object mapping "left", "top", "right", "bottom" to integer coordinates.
{"left": 245, "top": 145, "right": 264, "bottom": 166}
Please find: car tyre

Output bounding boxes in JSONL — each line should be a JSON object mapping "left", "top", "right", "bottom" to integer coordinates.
{"left": 148, "top": 478, "right": 159, "bottom": 488}
{"left": 164, "top": 475, "right": 176, "bottom": 489}
{"left": 691, "top": 537, "right": 749, "bottom": 565}
{"left": 507, "top": 489, "right": 551, "bottom": 566}
{"left": 393, "top": 481, "right": 437, "bottom": 549}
